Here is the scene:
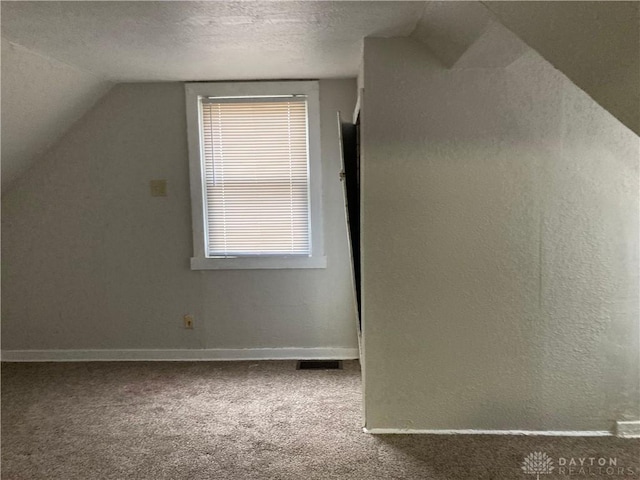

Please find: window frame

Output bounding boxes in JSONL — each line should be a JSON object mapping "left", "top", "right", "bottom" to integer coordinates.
{"left": 185, "top": 81, "right": 325, "bottom": 270}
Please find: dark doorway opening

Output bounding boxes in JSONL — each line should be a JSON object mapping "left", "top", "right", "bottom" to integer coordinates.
{"left": 340, "top": 119, "right": 361, "bottom": 325}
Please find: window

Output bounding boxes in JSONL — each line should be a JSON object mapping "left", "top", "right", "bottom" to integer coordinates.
{"left": 185, "top": 81, "right": 325, "bottom": 270}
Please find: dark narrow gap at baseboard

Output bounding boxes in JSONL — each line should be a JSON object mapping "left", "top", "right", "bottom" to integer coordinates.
{"left": 296, "top": 360, "right": 343, "bottom": 370}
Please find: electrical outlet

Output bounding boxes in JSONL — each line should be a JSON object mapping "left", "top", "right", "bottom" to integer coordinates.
{"left": 183, "top": 314, "right": 194, "bottom": 329}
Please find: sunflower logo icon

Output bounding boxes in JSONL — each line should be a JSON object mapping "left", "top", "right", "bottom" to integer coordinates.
{"left": 522, "top": 452, "right": 555, "bottom": 480}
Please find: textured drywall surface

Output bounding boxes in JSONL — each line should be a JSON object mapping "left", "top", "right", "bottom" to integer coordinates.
{"left": 411, "top": 0, "right": 493, "bottom": 67}
{"left": 1, "top": 40, "right": 112, "bottom": 191}
{"left": 361, "top": 37, "right": 639, "bottom": 431}
{"left": 484, "top": 1, "right": 640, "bottom": 136}
{"left": 0, "top": 1, "right": 424, "bottom": 82}
{"left": 411, "top": 1, "right": 527, "bottom": 70}
{"left": 1, "top": 80, "right": 359, "bottom": 352}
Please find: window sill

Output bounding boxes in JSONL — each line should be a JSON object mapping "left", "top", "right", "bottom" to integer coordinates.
{"left": 190, "top": 256, "right": 327, "bottom": 270}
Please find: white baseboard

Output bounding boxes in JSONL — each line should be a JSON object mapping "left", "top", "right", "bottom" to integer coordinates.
{"left": 363, "top": 428, "right": 612, "bottom": 437}
{"left": 1, "top": 347, "right": 360, "bottom": 362}
{"left": 616, "top": 421, "right": 640, "bottom": 438}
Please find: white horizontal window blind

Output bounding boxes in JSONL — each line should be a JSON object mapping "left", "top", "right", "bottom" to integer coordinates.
{"left": 200, "top": 96, "right": 311, "bottom": 257}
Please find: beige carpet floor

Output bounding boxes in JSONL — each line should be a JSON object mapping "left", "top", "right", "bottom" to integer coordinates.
{"left": 1, "top": 360, "right": 638, "bottom": 479}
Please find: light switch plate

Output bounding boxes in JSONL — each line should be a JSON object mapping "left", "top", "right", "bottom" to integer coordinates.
{"left": 150, "top": 179, "right": 167, "bottom": 197}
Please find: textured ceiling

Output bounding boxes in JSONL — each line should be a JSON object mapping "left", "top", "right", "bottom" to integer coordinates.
{"left": 2, "top": 0, "right": 638, "bottom": 192}
{"left": 1, "top": 1, "right": 425, "bottom": 81}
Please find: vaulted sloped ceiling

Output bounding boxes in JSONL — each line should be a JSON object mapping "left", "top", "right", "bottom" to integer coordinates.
{"left": 2, "top": 1, "right": 638, "bottom": 193}
{"left": 410, "top": 1, "right": 639, "bottom": 135}
{"left": 0, "top": 1, "right": 424, "bottom": 81}
{"left": 0, "top": 1, "right": 424, "bottom": 193}
{"left": 1, "top": 41, "right": 113, "bottom": 191}
{"left": 484, "top": 1, "right": 640, "bottom": 136}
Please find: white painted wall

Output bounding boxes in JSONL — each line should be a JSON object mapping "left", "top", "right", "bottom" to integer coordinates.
{"left": 1, "top": 80, "right": 359, "bottom": 355}
{"left": 361, "top": 37, "right": 639, "bottom": 431}
{"left": 1, "top": 40, "right": 112, "bottom": 191}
